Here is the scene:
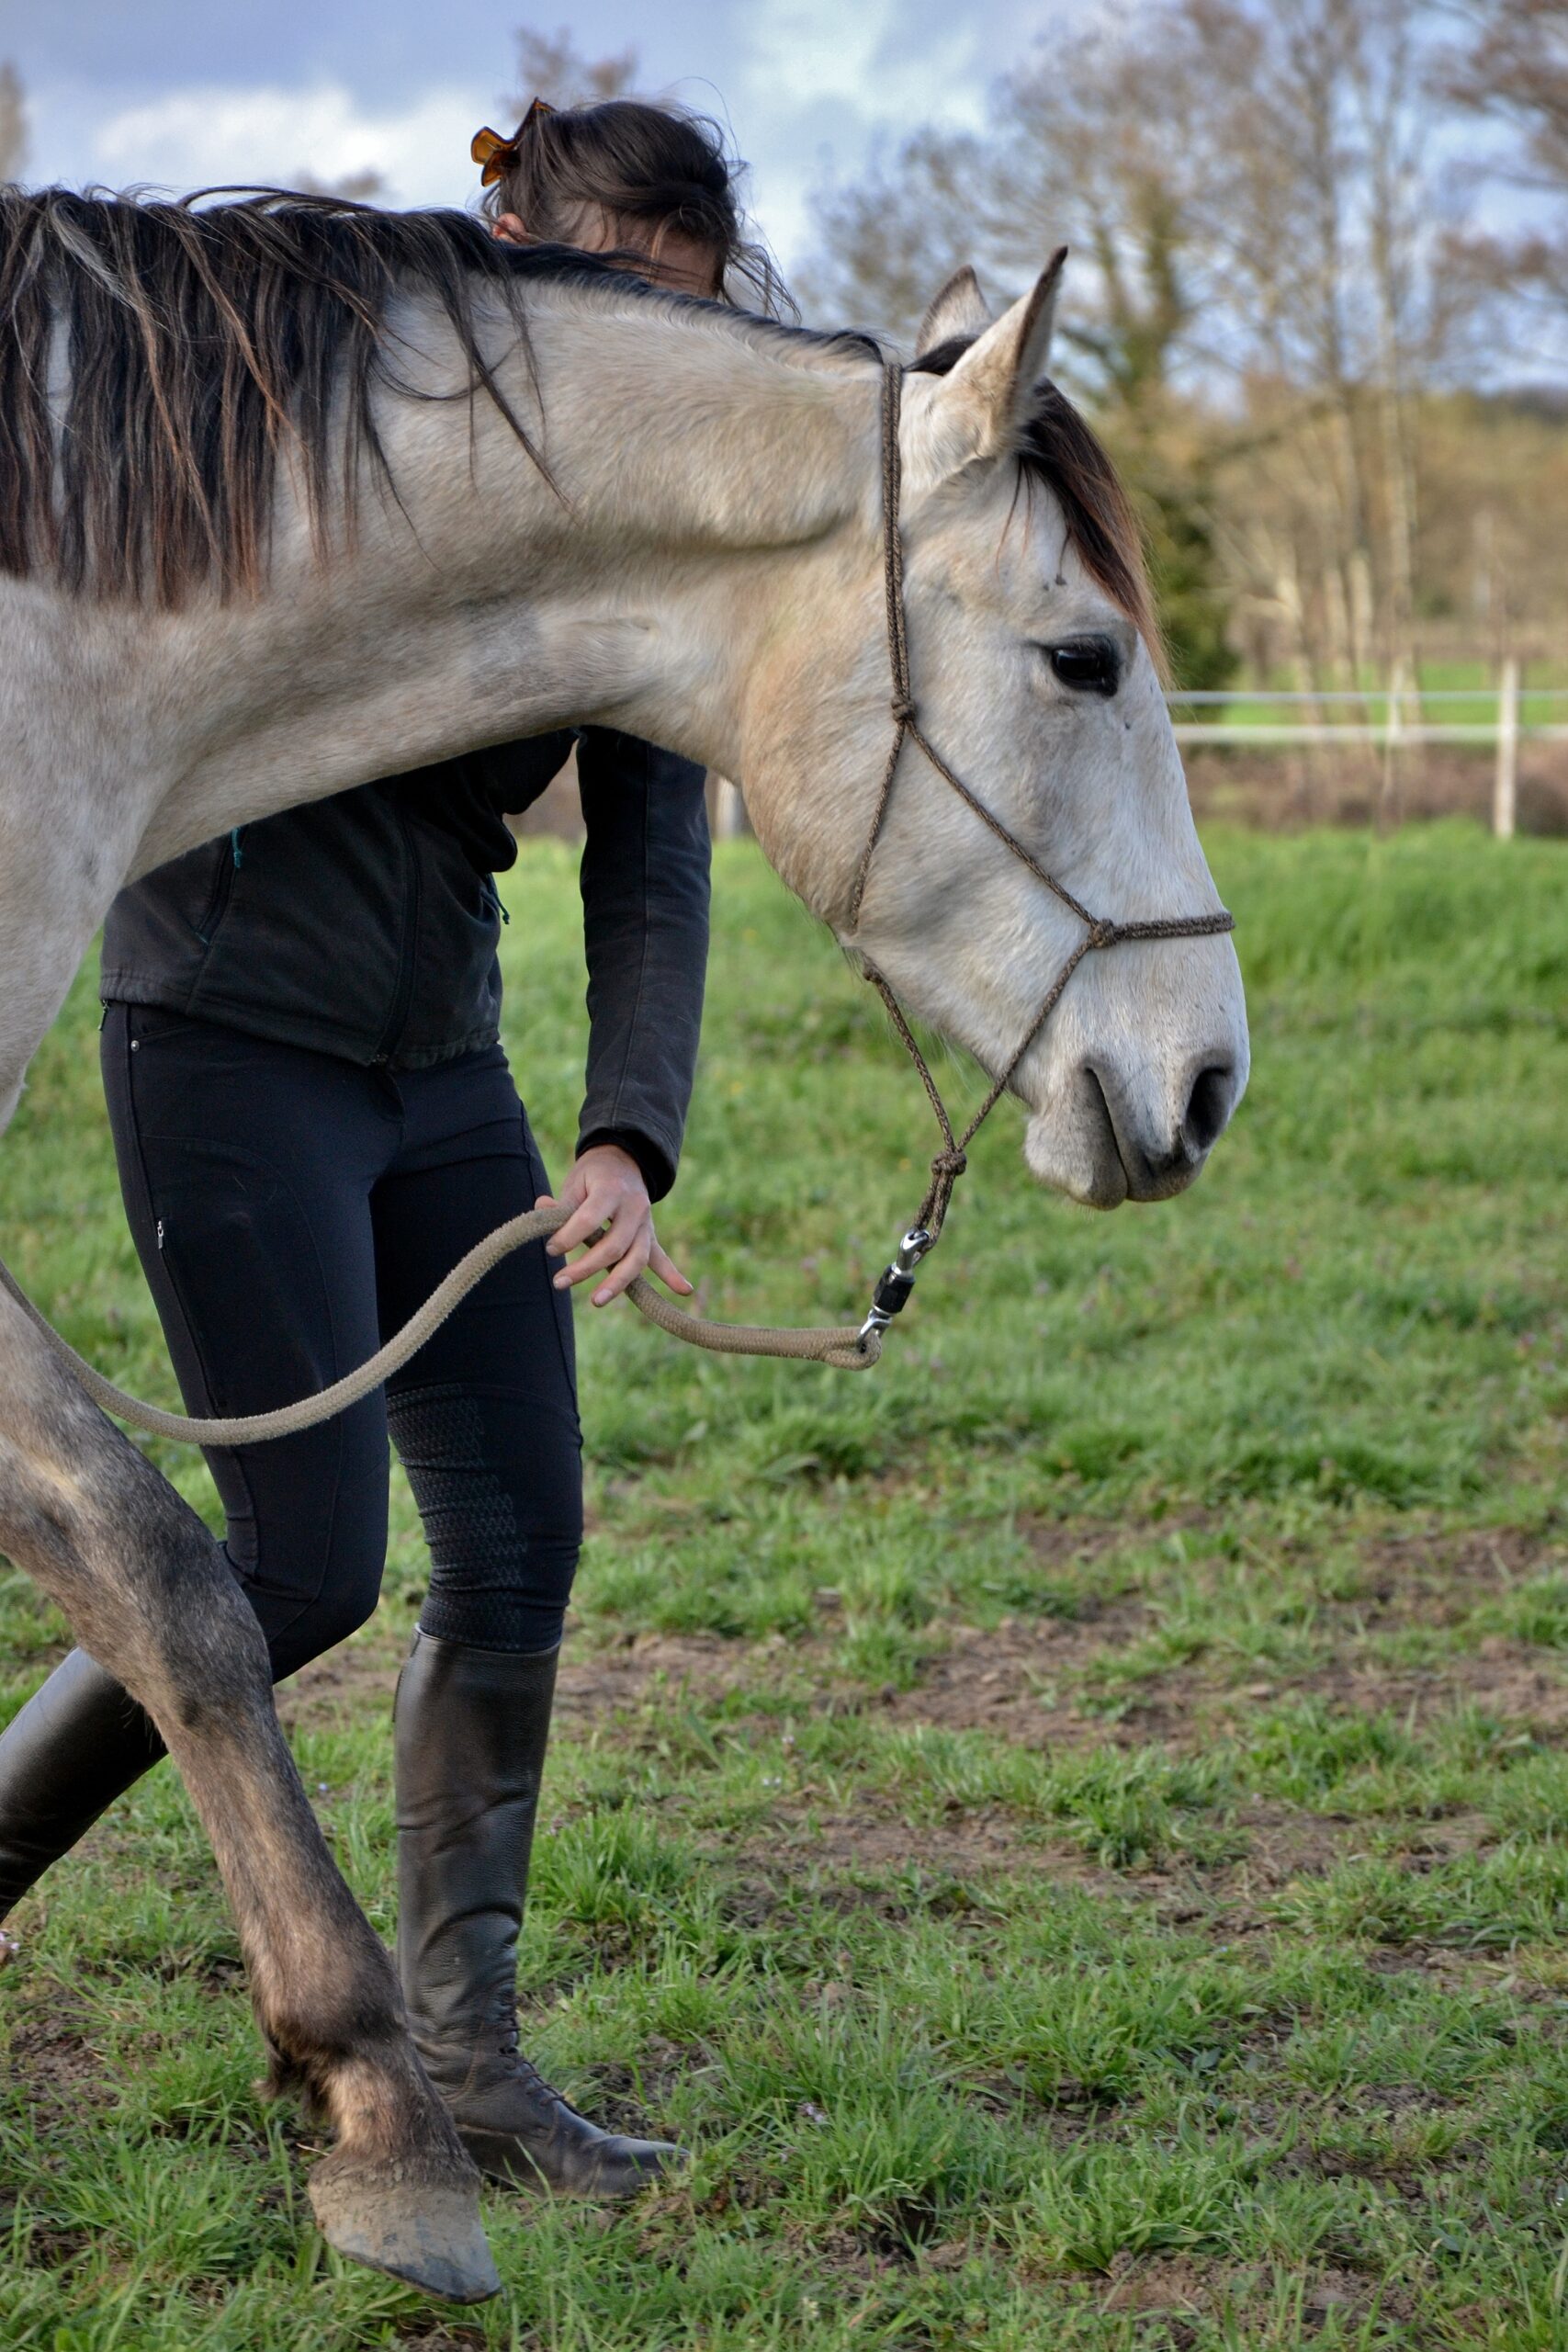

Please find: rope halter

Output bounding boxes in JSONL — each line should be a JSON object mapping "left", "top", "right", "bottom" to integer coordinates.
{"left": 845, "top": 362, "right": 1235, "bottom": 1349}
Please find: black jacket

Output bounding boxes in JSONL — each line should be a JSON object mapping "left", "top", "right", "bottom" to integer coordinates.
{"left": 100, "top": 729, "right": 710, "bottom": 1201}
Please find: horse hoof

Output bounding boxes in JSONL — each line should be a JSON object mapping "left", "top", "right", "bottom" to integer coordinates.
{"left": 0, "top": 1930, "right": 18, "bottom": 1969}
{"left": 309, "top": 2160, "right": 502, "bottom": 2303}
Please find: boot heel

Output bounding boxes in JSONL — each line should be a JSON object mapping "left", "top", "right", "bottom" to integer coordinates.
{"left": 457, "top": 2125, "right": 554, "bottom": 2193}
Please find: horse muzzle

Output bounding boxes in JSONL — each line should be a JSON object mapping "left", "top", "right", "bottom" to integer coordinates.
{"left": 1024, "top": 1047, "right": 1246, "bottom": 1209}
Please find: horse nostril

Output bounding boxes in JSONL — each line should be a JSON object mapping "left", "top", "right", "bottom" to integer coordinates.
{"left": 1182, "top": 1063, "right": 1233, "bottom": 1157}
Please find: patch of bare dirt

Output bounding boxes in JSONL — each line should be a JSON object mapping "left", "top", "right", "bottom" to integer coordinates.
{"left": 1, "top": 1996, "right": 113, "bottom": 2117}
{"left": 556, "top": 1629, "right": 773, "bottom": 1723}
{"left": 1208, "top": 1648, "right": 1568, "bottom": 1744}
{"left": 716, "top": 1791, "right": 1509, "bottom": 1939}
{"left": 877, "top": 1611, "right": 1152, "bottom": 1738}
{"left": 1337, "top": 1524, "right": 1563, "bottom": 1623}
{"left": 556, "top": 1611, "right": 1568, "bottom": 1764}
{"left": 1092, "top": 2248, "right": 1411, "bottom": 2337}
{"left": 1137, "top": 1803, "right": 1371, "bottom": 1915}
{"left": 722, "top": 1804, "right": 1113, "bottom": 1906}
{"left": 281, "top": 1521, "right": 1568, "bottom": 1774}
{"left": 282, "top": 1622, "right": 790, "bottom": 1738}
{"left": 7, "top": 2213, "right": 96, "bottom": 2270}
{"left": 705, "top": 1774, "right": 1517, "bottom": 1939}
{"left": 1022, "top": 1512, "right": 1200, "bottom": 1569}
{"left": 1098, "top": 2252, "right": 1219, "bottom": 2318}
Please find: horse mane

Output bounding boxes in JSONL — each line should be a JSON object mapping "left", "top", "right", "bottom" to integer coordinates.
{"left": 0, "top": 186, "right": 878, "bottom": 609}
{"left": 0, "top": 186, "right": 1158, "bottom": 649}
{"left": 911, "top": 334, "right": 1165, "bottom": 675}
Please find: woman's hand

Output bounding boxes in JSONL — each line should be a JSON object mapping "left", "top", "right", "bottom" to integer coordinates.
{"left": 538, "top": 1142, "right": 694, "bottom": 1308}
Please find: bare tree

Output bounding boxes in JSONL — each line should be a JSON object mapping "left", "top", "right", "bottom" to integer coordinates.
{"left": 1443, "top": 1, "right": 1568, "bottom": 190}
{"left": 801, "top": 1, "right": 1497, "bottom": 691}
{"left": 801, "top": 11, "right": 1258, "bottom": 684}
{"left": 803, "top": 11, "right": 1227, "bottom": 396}
{"left": 1442, "top": 1, "right": 1568, "bottom": 303}
{"left": 1185, "top": 0, "right": 1449, "bottom": 680}
{"left": 0, "top": 62, "right": 28, "bottom": 187}
{"left": 798, "top": 128, "right": 995, "bottom": 348}
{"left": 506, "top": 26, "right": 638, "bottom": 114}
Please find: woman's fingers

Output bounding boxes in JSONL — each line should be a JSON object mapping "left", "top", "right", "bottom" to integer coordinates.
{"left": 557, "top": 1232, "right": 639, "bottom": 1288}
{"left": 555, "top": 1217, "right": 638, "bottom": 1292}
{"left": 548, "top": 1196, "right": 615, "bottom": 1259}
{"left": 648, "top": 1237, "right": 694, "bottom": 1295}
{"left": 590, "top": 1229, "right": 652, "bottom": 1306}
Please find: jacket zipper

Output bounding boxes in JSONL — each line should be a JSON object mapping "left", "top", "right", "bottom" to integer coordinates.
{"left": 373, "top": 806, "right": 421, "bottom": 1063}
{"left": 194, "top": 828, "right": 245, "bottom": 945}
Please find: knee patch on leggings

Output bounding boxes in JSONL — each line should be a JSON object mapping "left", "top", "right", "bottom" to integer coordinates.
{"left": 388, "top": 1383, "right": 581, "bottom": 1654}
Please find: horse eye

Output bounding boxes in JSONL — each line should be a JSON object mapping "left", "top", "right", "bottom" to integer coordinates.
{"left": 1042, "top": 637, "right": 1122, "bottom": 698}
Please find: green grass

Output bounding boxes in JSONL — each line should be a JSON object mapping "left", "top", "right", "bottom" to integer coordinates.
{"left": 2, "top": 817, "right": 1566, "bottom": 2347}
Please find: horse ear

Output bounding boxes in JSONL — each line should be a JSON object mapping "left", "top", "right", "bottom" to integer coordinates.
{"left": 919, "top": 249, "right": 1066, "bottom": 469}
{"left": 914, "top": 266, "right": 991, "bottom": 359}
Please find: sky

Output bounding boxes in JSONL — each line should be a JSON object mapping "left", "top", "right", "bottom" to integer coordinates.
{"left": 0, "top": 0, "right": 1060, "bottom": 275}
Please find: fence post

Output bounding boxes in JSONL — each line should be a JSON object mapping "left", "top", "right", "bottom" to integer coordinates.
{"left": 1493, "top": 656, "right": 1519, "bottom": 840}
{"left": 1378, "top": 661, "right": 1406, "bottom": 831}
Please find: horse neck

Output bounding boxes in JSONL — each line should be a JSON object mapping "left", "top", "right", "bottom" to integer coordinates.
{"left": 451, "top": 294, "right": 882, "bottom": 770}
{"left": 130, "top": 293, "right": 880, "bottom": 870}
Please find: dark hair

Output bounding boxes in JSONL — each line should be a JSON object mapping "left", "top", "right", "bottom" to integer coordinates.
{"left": 479, "top": 97, "right": 785, "bottom": 315}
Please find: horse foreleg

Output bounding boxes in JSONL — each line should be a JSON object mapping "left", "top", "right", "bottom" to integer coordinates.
{"left": 0, "top": 1289, "right": 499, "bottom": 2301}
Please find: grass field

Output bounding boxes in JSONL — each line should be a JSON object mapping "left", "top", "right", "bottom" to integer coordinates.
{"left": 2, "top": 819, "right": 1566, "bottom": 2350}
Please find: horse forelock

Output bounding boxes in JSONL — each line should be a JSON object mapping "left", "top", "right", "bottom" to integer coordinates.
{"left": 0, "top": 186, "right": 883, "bottom": 610}
{"left": 909, "top": 334, "right": 1166, "bottom": 682}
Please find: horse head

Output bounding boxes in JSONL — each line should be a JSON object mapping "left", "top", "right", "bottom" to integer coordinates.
{"left": 739, "top": 257, "right": 1248, "bottom": 1211}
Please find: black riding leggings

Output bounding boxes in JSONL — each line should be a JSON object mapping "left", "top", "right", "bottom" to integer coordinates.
{"left": 101, "top": 1004, "right": 582, "bottom": 1675}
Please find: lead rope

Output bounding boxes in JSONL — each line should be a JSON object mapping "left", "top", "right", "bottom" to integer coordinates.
{"left": 0, "top": 360, "right": 1234, "bottom": 1442}
{"left": 0, "top": 1201, "right": 874, "bottom": 1452}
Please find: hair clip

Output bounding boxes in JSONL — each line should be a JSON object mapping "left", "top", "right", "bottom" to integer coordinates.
{"left": 471, "top": 97, "right": 556, "bottom": 186}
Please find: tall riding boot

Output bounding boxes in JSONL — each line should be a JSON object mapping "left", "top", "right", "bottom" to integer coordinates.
{"left": 0, "top": 1649, "right": 166, "bottom": 1953}
{"left": 394, "top": 1629, "right": 684, "bottom": 2199}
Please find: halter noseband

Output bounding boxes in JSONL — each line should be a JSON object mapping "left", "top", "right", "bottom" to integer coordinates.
{"left": 846, "top": 362, "right": 1235, "bottom": 1349}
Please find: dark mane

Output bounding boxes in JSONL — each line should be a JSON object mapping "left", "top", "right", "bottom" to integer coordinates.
{"left": 0, "top": 187, "right": 1142, "bottom": 640}
{"left": 911, "top": 333, "right": 1165, "bottom": 675}
{"left": 0, "top": 186, "right": 878, "bottom": 608}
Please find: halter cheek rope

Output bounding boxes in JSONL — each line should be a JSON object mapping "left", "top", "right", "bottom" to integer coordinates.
{"left": 840, "top": 363, "right": 1234, "bottom": 1347}
{"left": 0, "top": 362, "right": 1233, "bottom": 1442}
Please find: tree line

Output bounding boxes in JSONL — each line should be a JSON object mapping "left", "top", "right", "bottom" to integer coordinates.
{"left": 800, "top": 0, "right": 1568, "bottom": 690}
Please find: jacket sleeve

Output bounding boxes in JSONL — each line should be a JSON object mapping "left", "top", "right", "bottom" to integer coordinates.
{"left": 573, "top": 728, "right": 711, "bottom": 1203}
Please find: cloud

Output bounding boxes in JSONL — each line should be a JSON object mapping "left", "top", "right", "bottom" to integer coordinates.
{"left": 741, "top": 0, "right": 988, "bottom": 126}
{"left": 725, "top": 0, "right": 999, "bottom": 272}
{"left": 87, "top": 82, "right": 487, "bottom": 209}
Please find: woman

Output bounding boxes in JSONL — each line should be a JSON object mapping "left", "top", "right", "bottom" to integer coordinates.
{"left": 0, "top": 98, "right": 773, "bottom": 2199}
